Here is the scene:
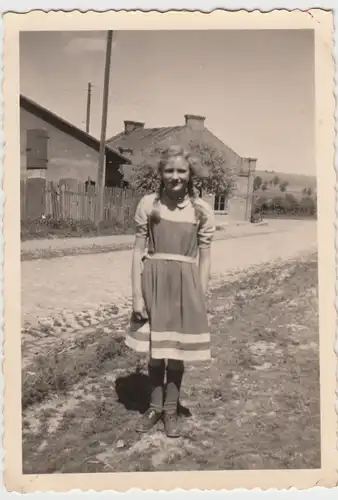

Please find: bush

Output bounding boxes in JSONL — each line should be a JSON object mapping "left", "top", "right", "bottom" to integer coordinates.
{"left": 299, "top": 196, "right": 316, "bottom": 216}
{"left": 253, "top": 176, "right": 263, "bottom": 191}
{"left": 252, "top": 192, "right": 316, "bottom": 218}
{"left": 22, "top": 334, "right": 128, "bottom": 409}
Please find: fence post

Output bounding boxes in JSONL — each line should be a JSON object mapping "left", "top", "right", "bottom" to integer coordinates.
{"left": 50, "top": 181, "right": 60, "bottom": 220}
{"left": 25, "top": 177, "right": 47, "bottom": 220}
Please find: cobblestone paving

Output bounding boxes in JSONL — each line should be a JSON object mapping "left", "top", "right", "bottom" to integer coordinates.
{"left": 21, "top": 220, "right": 317, "bottom": 366}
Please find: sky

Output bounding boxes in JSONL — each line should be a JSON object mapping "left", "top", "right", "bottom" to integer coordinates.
{"left": 19, "top": 29, "right": 315, "bottom": 176}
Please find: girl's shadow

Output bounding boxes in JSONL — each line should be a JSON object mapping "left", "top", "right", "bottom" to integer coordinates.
{"left": 115, "top": 371, "right": 192, "bottom": 417}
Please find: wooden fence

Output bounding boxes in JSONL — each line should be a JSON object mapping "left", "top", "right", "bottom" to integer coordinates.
{"left": 20, "top": 178, "right": 141, "bottom": 226}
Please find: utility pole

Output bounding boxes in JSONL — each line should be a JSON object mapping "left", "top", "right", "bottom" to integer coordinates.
{"left": 85, "top": 82, "right": 92, "bottom": 134}
{"left": 96, "top": 30, "right": 113, "bottom": 225}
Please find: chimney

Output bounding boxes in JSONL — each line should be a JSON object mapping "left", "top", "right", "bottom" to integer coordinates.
{"left": 184, "top": 114, "right": 206, "bottom": 130}
{"left": 124, "top": 120, "right": 145, "bottom": 134}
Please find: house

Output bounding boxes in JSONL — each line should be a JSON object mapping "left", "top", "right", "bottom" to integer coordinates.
{"left": 106, "top": 114, "right": 257, "bottom": 222}
{"left": 20, "top": 94, "right": 131, "bottom": 188}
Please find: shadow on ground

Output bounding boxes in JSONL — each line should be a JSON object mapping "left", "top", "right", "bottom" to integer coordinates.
{"left": 115, "top": 370, "right": 192, "bottom": 417}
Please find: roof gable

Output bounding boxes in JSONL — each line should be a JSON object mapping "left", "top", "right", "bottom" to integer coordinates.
{"left": 107, "top": 123, "right": 251, "bottom": 172}
{"left": 20, "top": 95, "right": 131, "bottom": 164}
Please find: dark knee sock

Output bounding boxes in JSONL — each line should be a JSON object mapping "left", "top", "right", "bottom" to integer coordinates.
{"left": 148, "top": 359, "right": 165, "bottom": 411}
{"left": 164, "top": 361, "right": 184, "bottom": 412}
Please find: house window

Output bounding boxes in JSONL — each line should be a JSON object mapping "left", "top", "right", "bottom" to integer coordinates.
{"left": 214, "top": 194, "right": 227, "bottom": 212}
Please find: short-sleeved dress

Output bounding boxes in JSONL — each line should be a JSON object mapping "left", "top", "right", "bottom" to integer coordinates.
{"left": 125, "top": 192, "right": 216, "bottom": 362}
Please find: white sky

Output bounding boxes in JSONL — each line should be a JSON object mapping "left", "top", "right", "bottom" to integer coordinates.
{"left": 20, "top": 29, "right": 315, "bottom": 175}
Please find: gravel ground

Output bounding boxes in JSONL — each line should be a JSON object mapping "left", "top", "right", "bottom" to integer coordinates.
{"left": 22, "top": 255, "right": 320, "bottom": 474}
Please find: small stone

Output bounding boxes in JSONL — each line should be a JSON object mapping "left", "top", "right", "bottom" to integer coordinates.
{"left": 116, "top": 439, "right": 125, "bottom": 449}
{"left": 244, "top": 400, "right": 255, "bottom": 412}
{"left": 80, "top": 321, "right": 90, "bottom": 327}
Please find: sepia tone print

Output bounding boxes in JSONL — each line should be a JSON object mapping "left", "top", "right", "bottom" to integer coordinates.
{"left": 19, "top": 25, "right": 321, "bottom": 472}
{"left": 2, "top": 9, "right": 337, "bottom": 493}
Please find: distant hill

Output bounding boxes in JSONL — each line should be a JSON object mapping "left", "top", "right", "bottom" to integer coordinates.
{"left": 254, "top": 170, "right": 317, "bottom": 194}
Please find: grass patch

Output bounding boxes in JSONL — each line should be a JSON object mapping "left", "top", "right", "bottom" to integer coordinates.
{"left": 22, "top": 325, "right": 132, "bottom": 410}
{"left": 22, "top": 255, "right": 320, "bottom": 473}
{"left": 21, "top": 217, "right": 136, "bottom": 241}
{"left": 21, "top": 242, "right": 135, "bottom": 262}
{"left": 21, "top": 216, "right": 227, "bottom": 243}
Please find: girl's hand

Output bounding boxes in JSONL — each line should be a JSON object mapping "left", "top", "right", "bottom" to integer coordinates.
{"left": 132, "top": 296, "right": 148, "bottom": 321}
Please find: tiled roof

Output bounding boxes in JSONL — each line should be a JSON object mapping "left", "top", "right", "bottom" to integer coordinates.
{"left": 107, "top": 121, "right": 256, "bottom": 178}
{"left": 106, "top": 126, "right": 183, "bottom": 151}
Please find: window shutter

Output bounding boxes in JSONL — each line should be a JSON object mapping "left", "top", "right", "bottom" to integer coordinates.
{"left": 26, "top": 129, "right": 49, "bottom": 170}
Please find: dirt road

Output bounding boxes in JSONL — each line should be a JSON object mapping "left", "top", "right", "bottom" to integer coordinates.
{"left": 22, "top": 255, "right": 320, "bottom": 473}
{"left": 22, "top": 219, "right": 317, "bottom": 328}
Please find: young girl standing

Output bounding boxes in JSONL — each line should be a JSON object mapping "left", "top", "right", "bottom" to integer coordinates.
{"left": 125, "top": 145, "right": 216, "bottom": 438}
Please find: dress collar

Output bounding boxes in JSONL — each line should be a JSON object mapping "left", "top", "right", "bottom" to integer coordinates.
{"left": 162, "top": 192, "right": 191, "bottom": 209}
{"left": 177, "top": 196, "right": 191, "bottom": 209}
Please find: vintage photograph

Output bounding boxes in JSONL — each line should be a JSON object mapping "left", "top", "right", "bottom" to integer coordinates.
{"left": 3, "top": 8, "right": 336, "bottom": 493}
{"left": 19, "top": 26, "right": 321, "bottom": 472}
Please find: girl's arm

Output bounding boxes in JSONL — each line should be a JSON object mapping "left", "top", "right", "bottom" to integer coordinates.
{"left": 132, "top": 236, "right": 146, "bottom": 301}
{"left": 198, "top": 247, "right": 211, "bottom": 296}
{"left": 196, "top": 199, "right": 215, "bottom": 296}
{"left": 132, "top": 195, "right": 150, "bottom": 319}
{"left": 132, "top": 236, "right": 148, "bottom": 319}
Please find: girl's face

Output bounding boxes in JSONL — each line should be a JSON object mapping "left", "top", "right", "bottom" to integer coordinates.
{"left": 162, "top": 156, "right": 190, "bottom": 196}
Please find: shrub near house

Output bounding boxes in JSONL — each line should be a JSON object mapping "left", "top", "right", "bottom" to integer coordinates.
{"left": 128, "top": 141, "right": 238, "bottom": 201}
{"left": 253, "top": 192, "right": 317, "bottom": 219}
{"left": 252, "top": 171, "right": 317, "bottom": 219}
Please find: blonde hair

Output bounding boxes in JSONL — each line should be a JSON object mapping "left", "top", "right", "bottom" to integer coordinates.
{"left": 150, "top": 145, "right": 208, "bottom": 225}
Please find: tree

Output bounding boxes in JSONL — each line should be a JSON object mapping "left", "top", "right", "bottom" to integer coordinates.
{"left": 284, "top": 193, "right": 300, "bottom": 214}
{"left": 127, "top": 142, "right": 238, "bottom": 198}
{"left": 279, "top": 181, "right": 289, "bottom": 192}
{"left": 126, "top": 147, "right": 163, "bottom": 193}
{"left": 303, "top": 187, "right": 313, "bottom": 196}
{"left": 253, "top": 176, "right": 263, "bottom": 191}
{"left": 272, "top": 175, "right": 280, "bottom": 186}
{"left": 299, "top": 196, "right": 316, "bottom": 216}
{"left": 261, "top": 181, "right": 268, "bottom": 191}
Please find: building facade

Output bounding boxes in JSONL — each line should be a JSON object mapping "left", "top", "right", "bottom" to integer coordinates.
{"left": 20, "top": 95, "right": 130, "bottom": 187}
{"left": 107, "top": 114, "right": 257, "bottom": 222}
